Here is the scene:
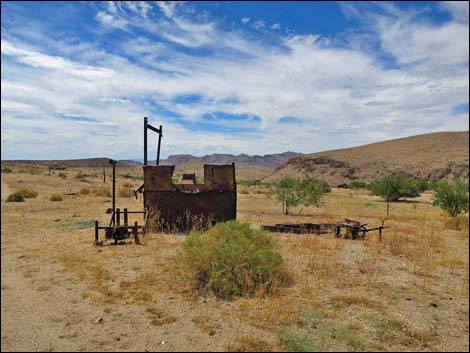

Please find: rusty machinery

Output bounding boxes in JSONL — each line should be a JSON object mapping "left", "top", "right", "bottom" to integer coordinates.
{"left": 94, "top": 159, "right": 149, "bottom": 245}
{"left": 335, "top": 219, "right": 389, "bottom": 240}
{"left": 94, "top": 117, "right": 236, "bottom": 244}
{"left": 262, "top": 219, "right": 389, "bottom": 240}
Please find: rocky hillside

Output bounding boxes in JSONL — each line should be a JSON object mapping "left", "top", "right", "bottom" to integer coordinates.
{"left": 162, "top": 151, "right": 303, "bottom": 169}
{"left": 264, "top": 131, "right": 469, "bottom": 185}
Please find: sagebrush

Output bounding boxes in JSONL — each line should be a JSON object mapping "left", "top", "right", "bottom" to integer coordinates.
{"left": 182, "top": 221, "right": 290, "bottom": 299}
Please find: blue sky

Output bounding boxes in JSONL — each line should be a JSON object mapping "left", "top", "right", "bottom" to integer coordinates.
{"left": 1, "top": 1, "right": 469, "bottom": 160}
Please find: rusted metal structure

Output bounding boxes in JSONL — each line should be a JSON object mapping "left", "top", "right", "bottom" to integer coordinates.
{"left": 142, "top": 164, "right": 236, "bottom": 229}
{"left": 94, "top": 159, "right": 149, "bottom": 245}
{"left": 139, "top": 117, "right": 236, "bottom": 230}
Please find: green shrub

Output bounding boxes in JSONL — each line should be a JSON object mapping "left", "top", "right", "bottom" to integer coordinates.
{"left": 279, "top": 328, "right": 320, "bottom": 352}
{"left": 16, "top": 188, "right": 38, "bottom": 199}
{"left": 432, "top": 179, "right": 469, "bottom": 217}
{"left": 416, "top": 179, "right": 430, "bottom": 192}
{"left": 75, "top": 171, "right": 90, "bottom": 182}
{"left": 6, "top": 193, "right": 25, "bottom": 202}
{"left": 239, "top": 180, "right": 259, "bottom": 187}
{"left": 1, "top": 167, "right": 13, "bottom": 174}
{"left": 182, "top": 221, "right": 289, "bottom": 299}
{"left": 348, "top": 180, "right": 367, "bottom": 189}
{"left": 369, "top": 175, "right": 420, "bottom": 201}
{"left": 49, "top": 193, "right": 63, "bottom": 201}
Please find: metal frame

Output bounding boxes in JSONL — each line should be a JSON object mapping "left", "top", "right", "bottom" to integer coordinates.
{"left": 94, "top": 159, "right": 149, "bottom": 246}
{"left": 144, "top": 117, "right": 163, "bottom": 166}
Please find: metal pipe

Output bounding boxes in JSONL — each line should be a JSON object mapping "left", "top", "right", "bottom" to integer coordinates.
{"left": 157, "top": 124, "right": 162, "bottom": 165}
{"left": 95, "top": 220, "right": 99, "bottom": 245}
{"left": 116, "top": 208, "right": 121, "bottom": 226}
{"left": 109, "top": 159, "right": 117, "bottom": 225}
{"left": 124, "top": 208, "right": 128, "bottom": 226}
{"left": 144, "top": 117, "right": 148, "bottom": 166}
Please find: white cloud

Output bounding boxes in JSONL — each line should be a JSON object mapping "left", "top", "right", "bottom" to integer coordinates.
{"left": 1, "top": 2, "right": 468, "bottom": 160}
{"left": 241, "top": 17, "right": 250, "bottom": 24}
{"left": 155, "top": 1, "right": 181, "bottom": 19}
{"left": 95, "top": 11, "right": 128, "bottom": 30}
{"left": 271, "top": 23, "right": 281, "bottom": 30}
{"left": 439, "top": 1, "right": 469, "bottom": 23}
{"left": 252, "top": 20, "right": 265, "bottom": 30}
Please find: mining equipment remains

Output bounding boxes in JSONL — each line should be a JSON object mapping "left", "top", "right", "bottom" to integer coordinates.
{"left": 94, "top": 117, "right": 237, "bottom": 245}
{"left": 262, "top": 219, "right": 389, "bottom": 240}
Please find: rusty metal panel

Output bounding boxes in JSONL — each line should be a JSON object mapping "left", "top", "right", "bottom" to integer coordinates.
{"left": 145, "top": 190, "right": 236, "bottom": 224}
{"left": 204, "top": 164, "right": 236, "bottom": 191}
{"left": 144, "top": 165, "right": 175, "bottom": 191}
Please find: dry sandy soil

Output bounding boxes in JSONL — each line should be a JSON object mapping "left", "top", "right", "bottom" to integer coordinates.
{"left": 1, "top": 164, "right": 469, "bottom": 352}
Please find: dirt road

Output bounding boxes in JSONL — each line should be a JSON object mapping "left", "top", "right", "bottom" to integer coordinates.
{"left": 1, "top": 180, "right": 11, "bottom": 201}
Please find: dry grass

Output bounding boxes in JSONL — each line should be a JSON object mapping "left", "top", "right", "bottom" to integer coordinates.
{"left": 1, "top": 166, "right": 469, "bottom": 352}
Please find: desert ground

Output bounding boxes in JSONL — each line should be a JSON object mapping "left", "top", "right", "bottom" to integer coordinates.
{"left": 1, "top": 163, "right": 469, "bottom": 352}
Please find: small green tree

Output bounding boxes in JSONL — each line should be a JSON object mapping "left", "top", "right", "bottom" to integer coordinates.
{"left": 297, "top": 178, "right": 329, "bottom": 214}
{"left": 274, "top": 177, "right": 301, "bottom": 215}
{"left": 273, "top": 177, "right": 329, "bottom": 215}
{"left": 369, "top": 174, "right": 420, "bottom": 201}
{"left": 432, "top": 179, "right": 469, "bottom": 217}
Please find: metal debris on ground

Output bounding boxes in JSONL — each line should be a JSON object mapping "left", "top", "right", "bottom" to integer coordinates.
{"left": 335, "top": 219, "right": 389, "bottom": 240}
{"left": 262, "top": 223, "right": 335, "bottom": 235}
{"left": 262, "top": 218, "right": 389, "bottom": 240}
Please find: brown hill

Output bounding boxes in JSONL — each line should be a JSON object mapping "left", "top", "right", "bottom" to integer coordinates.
{"left": 1, "top": 158, "right": 136, "bottom": 168}
{"left": 264, "top": 131, "right": 469, "bottom": 185}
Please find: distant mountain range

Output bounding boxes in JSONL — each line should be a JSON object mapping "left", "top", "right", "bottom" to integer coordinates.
{"left": 161, "top": 152, "right": 303, "bottom": 169}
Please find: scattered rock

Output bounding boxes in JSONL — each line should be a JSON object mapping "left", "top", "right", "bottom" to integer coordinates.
{"left": 430, "top": 303, "right": 438, "bottom": 308}
{"left": 95, "top": 316, "right": 103, "bottom": 324}
{"left": 54, "top": 219, "right": 60, "bottom": 222}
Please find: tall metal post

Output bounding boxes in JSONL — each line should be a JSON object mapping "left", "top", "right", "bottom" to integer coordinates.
{"left": 144, "top": 117, "right": 148, "bottom": 166}
{"left": 109, "top": 159, "right": 117, "bottom": 225}
{"left": 157, "top": 125, "right": 162, "bottom": 165}
{"left": 95, "top": 220, "right": 99, "bottom": 245}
